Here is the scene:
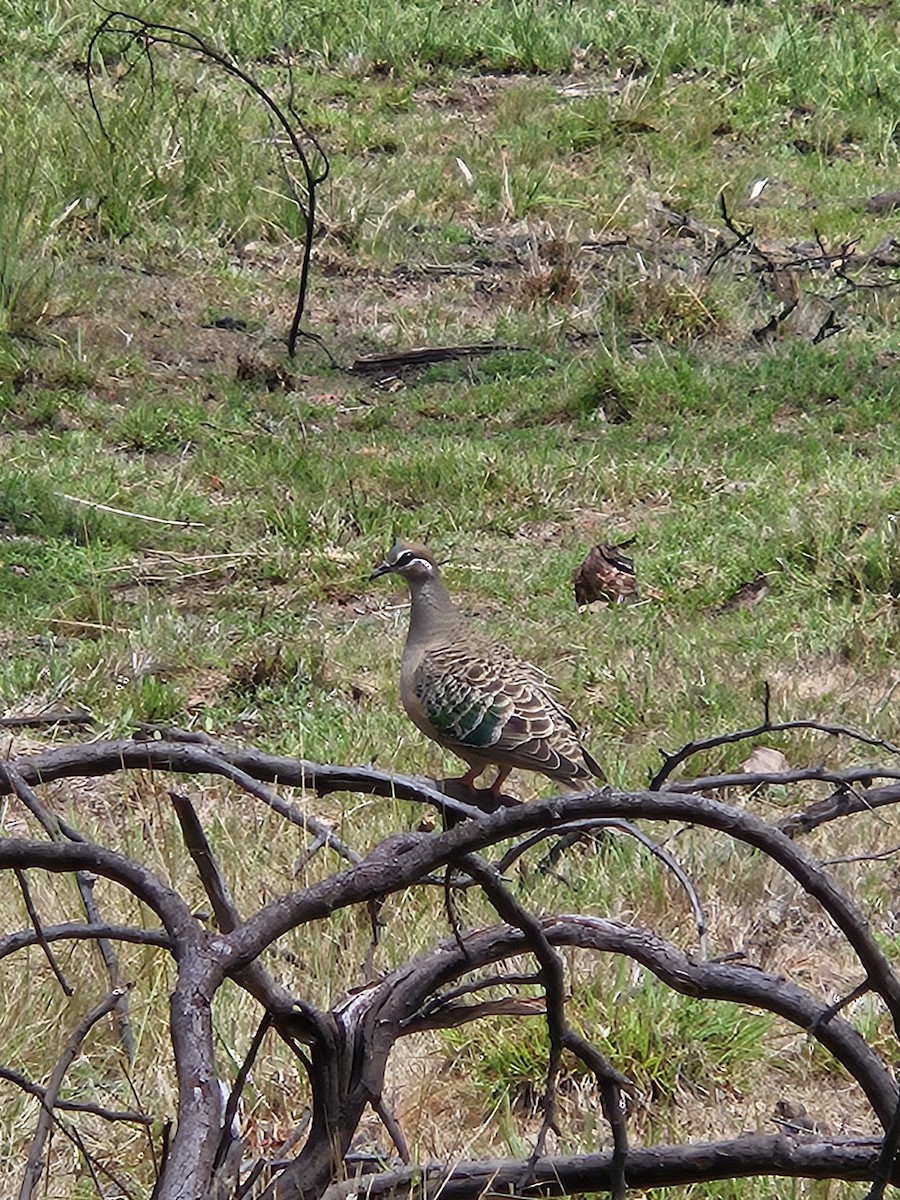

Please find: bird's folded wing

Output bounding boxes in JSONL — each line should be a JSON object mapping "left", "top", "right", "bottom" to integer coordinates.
{"left": 416, "top": 652, "right": 592, "bottom": 776}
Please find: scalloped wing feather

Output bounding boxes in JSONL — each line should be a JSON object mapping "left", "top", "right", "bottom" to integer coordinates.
{"left": 414, "top": 646, "right": 601, "bottom": 786}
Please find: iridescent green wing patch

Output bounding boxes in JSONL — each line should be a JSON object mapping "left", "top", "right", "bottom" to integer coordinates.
{"left": 416, "top": 662, "right": 504, "bottom": 749}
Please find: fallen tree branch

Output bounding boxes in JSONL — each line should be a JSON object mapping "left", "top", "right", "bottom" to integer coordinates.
{"left": 6, "top": 729, "right": 900, "bottom": 1199}
{"left": 317, "top": 1134, "right": 895, "bottom": 1200}
{"left": 389, "top": 917, "right": 897, "bottom": 1126}
{"left": 0, "top": 709, "right": 94, "bottom": 729}
{"left": 349, "top": 344, "right": 524, "bottom": 373}
{"left": 671, "top": 766, "right": 900, "bottom": 794}
{"left": 780, "top": 783, "right": 900, "bottom": 836}
{"left": 0, "top": 920, "right": 171, "bottom": 960}
{"left": 54, "top": 491, "right": 207, "bottom": 528}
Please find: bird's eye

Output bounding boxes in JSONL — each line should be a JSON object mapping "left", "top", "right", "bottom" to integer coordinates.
{"left": 392, "top": 550, "right": 432, "bottom": 573}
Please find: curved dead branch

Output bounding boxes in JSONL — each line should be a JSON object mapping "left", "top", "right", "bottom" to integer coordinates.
{"left": 377, "top": 917, "right": 897, "bottom": 1124}
{"left": 0, "top": 921, "right": 171, "bottom": 961}
{"left": 493, "top": 816, "right": 707, "bottom": 952}
{"left": 215, "top": 790, "right": 900, "bottom": 1032}
{"left": 318, "top": 1135, "right": 894, "bottom": 1200}
{"left": 0, "top": 839, "right": 197, "bottom": 941}
{"left": 255, "top": 904, "right": 897, "bottom": 1200}
{"left": 651, "top": 707, "right": 900, "bottom": 790}
{"left": 5, "top": 732, "right": 900, "bottom": 1199}
{"left": 86, "top": 9, "right": 329, "bottom": 358}
{"left": 7, "top": 735, "right": 482, "bottom": 823}
{"left": 8, "top": 738, "right": 900, "bottom": 1019}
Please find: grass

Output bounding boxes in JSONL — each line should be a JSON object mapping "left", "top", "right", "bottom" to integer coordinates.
{"left": 1, "top": 0, "right": 900, "bottom": 1194}
{"left": 443, "top": 968, "right": 774, "bottom": 1120}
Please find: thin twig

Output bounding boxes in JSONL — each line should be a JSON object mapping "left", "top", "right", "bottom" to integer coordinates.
{"left": 823, "top": 845, "right": 900, "bottom": 866}
{"left": 494, "top": 817, "right": 707, "bottom": 955}
{"left": 169, "top": 792, "right": 243, "bottom": 933}
{"left": 13, "top": 868, "right": 74, "bottom": 995}
{"left": 460, "top": 855, "right": 566, "bottom": 1163}
{"left": 149, "top": 1121, "right": 171, "bottom": 1200}
{"left": 562, "top": 1031, "right": 632, "bottom": 1200}
{"left": 809, "top": 978, "right": 872, "bottom": 1034}
{"left": 78, "top": 871, "right": 136, "bottom": 1060}
{"left": 865, "top": 1095, "right": 900, "bottom": 1200}
{"left": 1, "top": 762, "right": 136, "bottom": 1058}
{"left": 0, "top": 1064, "right": 154, "bottom": 1123}
{"left": 403, "top": 972, "right": 540, "bottom": 1028}
{"left": 213, "top": 1013, "right": 271, "bottom": 1172}
{"left": 372, "top": 1096, "right": 410, "bottom": 1164}
{"left": 363, "top": 896, "right": 384, "bottom": 981}
{"left": 86, "top": 10, "right": 330, "bottom": 358}
{"left": 0, "top": 922, "right": 171, "bottom": 961}
{"left": 19, "top": 988, "right": 127, "bottom": 1200}
{"left": 188, "top": 754, "right": 364, "bottom": 867}
{"left": 444, "top": 863, "right": 468, "bottom": 958}
{"left": 293, "top": 831, "right": 328, "bottom": 872}
{"left": 651, "top": 714, "right": 900, "bottom": 790}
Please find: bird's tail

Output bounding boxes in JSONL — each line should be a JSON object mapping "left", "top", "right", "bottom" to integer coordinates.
{"left": 581, "top": 745, "right": 606, "bottom": 785}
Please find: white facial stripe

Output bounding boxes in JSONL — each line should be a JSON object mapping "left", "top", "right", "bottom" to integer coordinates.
{"left": 399, "top": 556, "right": 432, "bottom": 571}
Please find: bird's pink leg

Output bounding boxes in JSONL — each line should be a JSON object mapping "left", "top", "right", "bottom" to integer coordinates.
{"left": 490, "top": 766, "right": 512, "bottom": 797}
{"left": 459, "top": 765, "right": 485, "bottom": 792}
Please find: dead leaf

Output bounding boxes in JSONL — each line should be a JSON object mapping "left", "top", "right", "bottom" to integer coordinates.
{"left": 347, "top": 672, "right": 377, "bottom": 702}
{"left": 186, "top": 669, "right": 230, "bottom": 710}
{"left": 741, "top": 746, "right": 789, "bottom": 774}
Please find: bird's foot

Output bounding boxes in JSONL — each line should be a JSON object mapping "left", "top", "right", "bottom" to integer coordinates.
{"left": 438, "top": 776, "right": 520, "bottom": 813}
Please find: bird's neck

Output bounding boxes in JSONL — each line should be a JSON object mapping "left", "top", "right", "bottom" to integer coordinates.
{"left": 406, "top": 574, "right": 460, "bottom": 645}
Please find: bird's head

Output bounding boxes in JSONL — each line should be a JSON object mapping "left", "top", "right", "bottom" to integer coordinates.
{"left": 370, "top": 542, "right": 440, "bottom": 585}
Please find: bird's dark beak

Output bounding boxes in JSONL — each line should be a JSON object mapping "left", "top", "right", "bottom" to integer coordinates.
{"left": 369, "top": 560, "right": 393, "bottom": 580}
